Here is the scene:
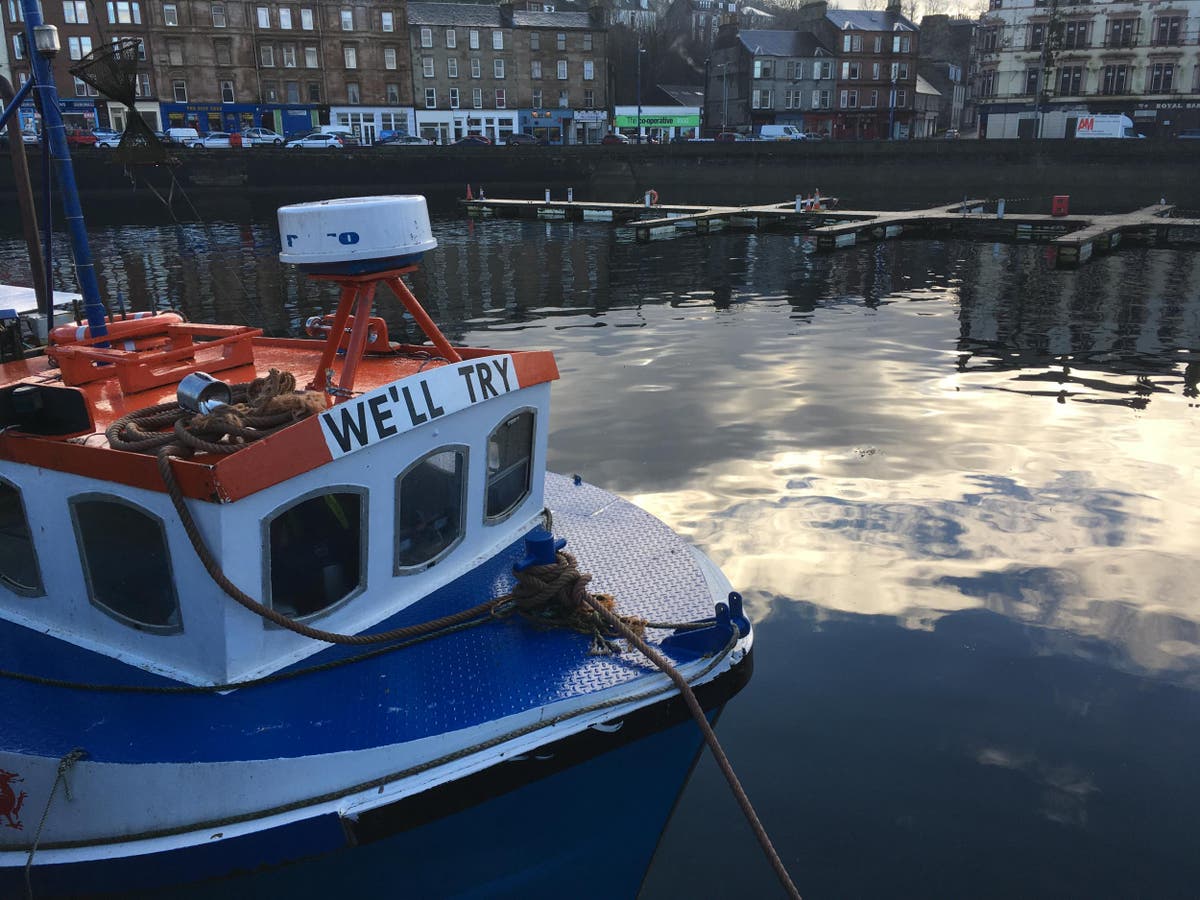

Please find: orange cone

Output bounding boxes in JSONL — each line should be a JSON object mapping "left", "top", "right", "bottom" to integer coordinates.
{"left": 466, "top": 184, "right": 474, "bottom": 200}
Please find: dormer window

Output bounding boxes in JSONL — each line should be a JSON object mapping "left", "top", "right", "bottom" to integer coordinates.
{"left": 267, "top": 489, "right": 365, "bottom": 619}
{"left": 0, "top": 480, "right": 42, "bottom": 595}
{"left": 71, "top": 496, "right": 181, "bottom": 632}
{"left": 486, "top": 410, "right": 534, "bottom": 522}
{"left": 395, "top": 448, "right": 467, "bottom": 572}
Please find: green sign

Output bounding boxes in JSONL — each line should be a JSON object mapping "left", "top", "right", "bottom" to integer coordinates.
{"left": 614, "top": 114, "right": 700, "bottom": 128}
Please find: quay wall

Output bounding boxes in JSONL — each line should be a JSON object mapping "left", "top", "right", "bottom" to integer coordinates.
{"left": 1, "top": 141, "right": 1196, "bottom": 220}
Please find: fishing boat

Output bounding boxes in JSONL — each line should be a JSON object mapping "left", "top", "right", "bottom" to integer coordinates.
{"left": 0, "top": 5, "right": 760, "bottom": 898}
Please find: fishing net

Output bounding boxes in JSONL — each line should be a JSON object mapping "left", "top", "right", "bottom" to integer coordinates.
{"left": 69, "top": 38, "right": 175, "bottom": 165}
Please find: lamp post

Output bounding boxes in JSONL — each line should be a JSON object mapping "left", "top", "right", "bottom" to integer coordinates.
{"left": 888, "top": 69, "right": 897, "bottom": 140}
{"left": 718, "top": 62, "right": 729, "bottom": 132}
{"left": 636, "top": 36, "right": 645, "bottom": 141}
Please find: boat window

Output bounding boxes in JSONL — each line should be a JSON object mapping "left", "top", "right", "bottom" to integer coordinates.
{"left": 71, "top": 497, "right": 181, "bottom": 633}
{"left": 267, "top": 490, "right": 364, "bottom": 619}
{"left": 0, "top": 480, "right": 42, "bottom": 596}
{"left": 485, "top": 410, "right": 534, "bottom": 522}
{"left": 396, "top": 447, "right": 467, "bottom": 573}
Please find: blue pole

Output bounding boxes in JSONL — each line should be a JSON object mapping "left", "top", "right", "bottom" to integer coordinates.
{"left": 20, "top": 0, "right": 108, "bottom": 337}
{"left": 0, "top": 77, "right": 34, "bottom": 130}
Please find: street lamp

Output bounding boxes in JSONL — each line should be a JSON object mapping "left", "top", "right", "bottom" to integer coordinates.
{"left": 888, "top": 65, "right": 897, "bottom": 140}
{"left": 636, "top": 36, "right": 646, "bottom": 141}
{"left": 717, "top": 62, "right": 729, "bottom": 132}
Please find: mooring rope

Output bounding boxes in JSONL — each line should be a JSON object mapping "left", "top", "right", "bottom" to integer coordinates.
{"left": 24, "top": 748, "right": 86, "bottom": 900}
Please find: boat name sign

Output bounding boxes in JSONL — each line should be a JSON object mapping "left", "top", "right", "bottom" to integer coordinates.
{"left": 320, "top": 356, "right": 519, "bottom": 458}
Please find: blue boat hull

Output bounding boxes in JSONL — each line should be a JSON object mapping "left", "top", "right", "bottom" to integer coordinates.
{"left": 13, "top": 652, "right": 752, "bottom": 898}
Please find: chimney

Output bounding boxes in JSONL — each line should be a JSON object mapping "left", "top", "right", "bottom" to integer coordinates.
{"left": 886, "top": 0, "right": 901, "bottom": 14}
{"left": 588, "top": 3, "right": 606, "bottom": 26}
{"left": 499, "top": 2, "right": 514, "bottom": 26}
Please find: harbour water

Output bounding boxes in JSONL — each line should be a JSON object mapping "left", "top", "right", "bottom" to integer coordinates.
{"left": 3, "top": 213, "right": 1200, "bottom": 898}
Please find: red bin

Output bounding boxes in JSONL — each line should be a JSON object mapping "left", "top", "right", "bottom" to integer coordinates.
{"left": 1051, "top": 195, "right": 1070, "bottom": 217}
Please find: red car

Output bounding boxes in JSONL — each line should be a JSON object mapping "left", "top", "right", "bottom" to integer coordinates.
{"left": 600, "top": 133, "right": 629, "bottom": 145}
{"left": 66, "top": 131, "right": 97, "bottom": 147}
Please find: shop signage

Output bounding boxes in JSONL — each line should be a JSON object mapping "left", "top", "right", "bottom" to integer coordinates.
{"left": 574, "top": 110, "right": 607, "bottom": 123}
{"left": 613, "top": 114, "right": 700, "bottom": 128}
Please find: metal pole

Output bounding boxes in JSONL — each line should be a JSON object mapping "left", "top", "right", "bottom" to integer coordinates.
{"left": 0, "top": 75, "right": 48, "bottom": 319}
{"left": 636, "top": 36, "right": 643, "bottom": 142}
{"left": 20, "top": 0, "right": 108, "bottom": 336}
{"left": 722, "top": 64, "right": 729, "bottom": 131}
{"left": 888, "top": 72, "right": 897, "bottom": 140}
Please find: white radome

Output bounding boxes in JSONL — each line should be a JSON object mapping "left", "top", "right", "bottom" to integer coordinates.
{"left": 277, "top": 195, "right": 438, "bottom": 268}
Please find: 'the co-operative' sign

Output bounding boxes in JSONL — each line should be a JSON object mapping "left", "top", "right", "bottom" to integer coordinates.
{"left": 319, "top": 355, "right": 519, "bottom": 458}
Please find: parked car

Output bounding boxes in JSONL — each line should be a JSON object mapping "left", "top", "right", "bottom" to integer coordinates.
{"left": 669, "top": 135, "right": 693, "bottom": 144}
{"left": 378, "top": 134, "right": 433, "bottom": 146}
{"left": 802, "top": 132, "right": 827, "bottom": 141}
{"left": 66, "top": 131, "right": 98, "bottom": 147}
{"left": 504, "top": 132, "right": 542, "bottom": 146}
{"left": 943, "top": 128, "right": 960, "bottom": 139}
{"left": 188, "top": 132, "right": 240, "bottom": 149}
{"left": 1177, "top": 129, "right": 1200, "bottom": 140}
{"left": 452, "top": 134, "right": 493, "bottom": 146}
{"left": 600, "top": 132, "right": 629, "bottom": 145}
{"left": 285, "top": 132, "right": 344, "bottom": 149}
{"left": 715, "top": 132, "right": 747, "bottom": 142}
{"left": 91, "top": 129, "right": 121, "bottom": 149}
{"left": 315, "top": 125, "right": 360, "bottom": 146}
{"left": 163, "top": 127, "right": 201, "bottom": 145}
{"left": 759, "top": 125, "right": 805, "bottom": 141}
{"left": 241, "top": 127, "right": 284, "bottom": 146}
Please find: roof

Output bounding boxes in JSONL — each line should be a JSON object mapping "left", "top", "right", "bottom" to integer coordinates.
{"left": 827, "top": 8, "right": 916, "bottom": 32}
{"left": 916, "top": 74, "right": 941, "bottom": 95}
{"left": 738, "top": 29, "right": 828, "bottom": 57}
{"left": 657, "top": 84, "right": 705, "bottom": 107}
{"left": 407, "top": 3, "right": 594, "bottom": 28}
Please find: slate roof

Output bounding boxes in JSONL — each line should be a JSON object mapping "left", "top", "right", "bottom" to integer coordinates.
{"left": 512, "top": 10, "right": 593, "bottom": 27}
{"left": 407, "top": 3, "right": 593, "bottom": 28}
{"left": 657, "top": 84, "right": 705, "bottom": 107}
{"left": 915, "top": 74, "right": 941, "bottom": 95}
{"left": 738, "top": 29, "right": 829, "bottom": 57}
{"left": 827, "top": 8, "right": 917, "bottom": 32}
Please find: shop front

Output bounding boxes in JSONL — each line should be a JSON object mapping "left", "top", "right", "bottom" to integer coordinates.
{"left": 415, "top": 110, "right": 519, "bottom": 145}
{"left": 60, "top": 98, "right": 98, "bottom": 137}
{"left": 105, "top": 101, "right": 163, "bottom": 132}
{"left": 519, "top": 108, "right": 574, "bottom": 144}
{"left": 160, "top": 103, "right": 258, "bottom": 133}
{"left": 262, "top": 105, "right": 321, "bottom": 137}
{"left": 330, "top": 107, "right": 415, "bottom": 145}
{"left": 572, "top": 109, "right": 606, "bottom": 145}
{"left": 613, "top": 107, "right": 701, "bottom": 142}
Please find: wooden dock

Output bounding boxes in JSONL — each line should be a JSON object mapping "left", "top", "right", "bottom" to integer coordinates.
{"left": 463, "top": 196, "right": 1200, "bottom": 268}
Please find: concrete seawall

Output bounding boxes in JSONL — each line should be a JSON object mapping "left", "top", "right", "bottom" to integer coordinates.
{"left": 2, "top": 141, "right": 1196, "bottom": 219}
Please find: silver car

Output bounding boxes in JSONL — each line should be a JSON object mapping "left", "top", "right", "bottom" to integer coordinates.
{"left": 241, "top": 127, "right": 285, "bottom": 146}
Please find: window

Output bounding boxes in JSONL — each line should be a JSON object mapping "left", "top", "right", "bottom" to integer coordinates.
{"left": 487, "top": 411, "right": 534, "bottom": 520}
{"left": 261, "top": 44, "right": 274, "bottom": 66}
{"left": 163, "top": 1, "right": 177, "bottom": 24}
{"left": 1101, "top": 64, "right": 1127, "bottom": 95}
{"left": 1025, "top": 68, "right": 1039, "bottom": 95}
{"left": 583, "top": 88, "right": 593, "bottom": 107}
{"left": 530, "top": 31, "right": 539, "bottom": 50}
{"left": 447, "top": 58, "right": 457, "bottom": 77}
{"left": 279, "top": 7, "right": 290, "bottom": 28}
{"left": 583, "top": 32, "right": 592, "bottom": 50}
{"left": 168, "top": 38, "right": 182, "bottom": 64}
{"left": 281, "top": 43, "right": 295, "bottom": 66}
{"left": 211, "top": 3, "right": 224, "bottom": 26}
{"left": 1063, "top": 20, "right": 1088, "bottom": 50}
{"left": 492, "top": 30, "right": 503, "bottom": 50}
{"left": 531, "top": 60, "right": 542, "bottom": 79}
{"left": 839, "top": 89, "right": 849, "bottom": 107}
{"left": 1153, "top": 16, "right": 1181, "bottom": 46}
{"left": 304, "top": 45, "right": 317, "bottom": 67}
{"left": 753, "top": 59, "right": 773, "bottom": 79}
{"left": 556, "top": 32, "right": 565, "bottom": 50}
{"left": 263, "top": 81, "right": 278, "bottom": 101}
{"left": 425, "top": 87, "right": 436, "bottom": 107}
{"left": 894, "top": 63, "right": 908, "bottom": 80}
{"left": 306, "top": 81, "right": 319, "bottom": 101}
{"left": 871, "top": 63, "right": 880, "bottom": 80}
{"left": 895, "top": 89, "right": 906, "bottom": 106}
{"left": 107, "top": 0, "right": 141, "bottom": 23}
{"left": 979, "top": 26, "right": 999, "bottom": 52}
{"left": 752, "top": 88, "right": 773, "bottom": 108}
{"left": 841, "top": 34, "right": 862, "bottom": 52}
{"left": 469, "top": 28, "right": 479, "bottom": 49}
{"left": 221, "top": 79, "right": 234, "bottom": 102}
{"left": 0, "top": 483, "right": 41, "bottom": 595}
{"left": 470, "top": 57, "right": 481, "bottom": 78}
{"left": 1058, "top": 65, "right": 1083, "bottom": 96}
{"left": 422, "top": 57, "right": 434, "bottom": 77}
{"left": 73, "top": 498, "right": 180, "bottom": 632}
{"left": 531, "top": 87, "right": 541, "bottom": 107}
{"left": 818, "top": 61, "right": 832, "bottom": 79}
{"left": 556, "top": 59, "right": 567, "bottom": 79}
{"left": 256, "top": 5, "right": 269, "bottom": 27}
{"left": 583, "top": 59, "right": 593, "bottom": 80}
{"left": 1108, "top": 19, "right": 1135, "bottom": 48}
{"left": 383, "top": 46, "right": 396, "bottom": 69}
{"left": 558, "top": 88, "right": 567, "bottom": 107}
{"left": 73, "top": 75, "right": 88, "bottom": 96}
{"left": 865, "top": 89, "right": 877, "bottom": 107}
{"left": 495, "top": 87, "right": 505, "bottom": 108}
{"left": 67, "top": 36, "right": 92, "bottom": 60}
{"left": 892, "top": 35, "right": 910, "bottom": 53}
{"left": 472, "top": 86, "right": 482, "bottom": 107}
{"left": 173, "top": 78, "right": 187, "bottom": 101}
{"left": 979, "top": 69, "right": 997, "bottom": 97}
{"left": 841, "top": 61, "right": 860, "bottom": 80}
{"left": 494, "top": 58, "right": 505, "bottom": 78}
{"left": 1029, "top": 23, "right": 1045, "bottom": 50}
{"left": 340, "top": 8, "right": 352, "bottom": 30}
{"left": 1149, "top": 62, "right": 1175, "bottom": 93}
{"left": 267, "top": 491, "right": 364, "bottom": 620}
{"left": 813, "top": 89, "right": 831, "bottom": 109}
{"left": 420, "top": 26, "right": 432, "bottom": 46}
{"left": 286, "top": 81, "right": 300, "bottom": 102}
{"left": 63, "top": 0, "right": 87, "bottom": 22}
{"left": 873, "top": 36, "right": 881, "bottom": 53}
{"left": 11, "top": 33, "right": 22, "bottom": 60}
{"left": 445, "top": 27, "right": 455, "bottom": 47}
{"left": 449, "top": 86, "right": 460, "bottom": 108}
{"left": 347, "top": 81, "right": 359, "bottom": 103}
{"left": 343, "top": 45, "right": 356, "bottom": 68}
{"left": 300, "top": 7, "right": 312, "bottom": 29}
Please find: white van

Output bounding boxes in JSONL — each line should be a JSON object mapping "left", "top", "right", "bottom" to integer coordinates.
{"left": 759, "top": 125, "right": 805, "bottom": 141}
{"left": 163, "top": 127, "right": 200, "bottom": 145}
{"left": 1074, "top": 114, "right": 1143, "bottom": 139}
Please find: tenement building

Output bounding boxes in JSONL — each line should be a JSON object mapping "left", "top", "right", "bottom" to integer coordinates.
{"left": 407, "top": 1, "right": 608, "bottom": 144}
{"left": 975, "top": 0, "right": 1200, "bottom": 138}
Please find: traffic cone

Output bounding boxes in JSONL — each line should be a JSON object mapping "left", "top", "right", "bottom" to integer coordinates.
{"left": 466, "top": 184, "right": 474, "bottom": 200}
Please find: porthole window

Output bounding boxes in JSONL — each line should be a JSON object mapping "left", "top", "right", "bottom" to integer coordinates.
{"left": 485, "top": 410, "right": 534, "bottom": 522}
{"left": 396, "top": 448, "right": 467, "bottom": 573}
{"left": 0, "top": 481, "right": 42, "bottom": 595}
{"left": 71, "top": 497, "right": 180, "bottom": 632}
{"left": 267, "top": 490, "right": 364, "bottom": 619}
